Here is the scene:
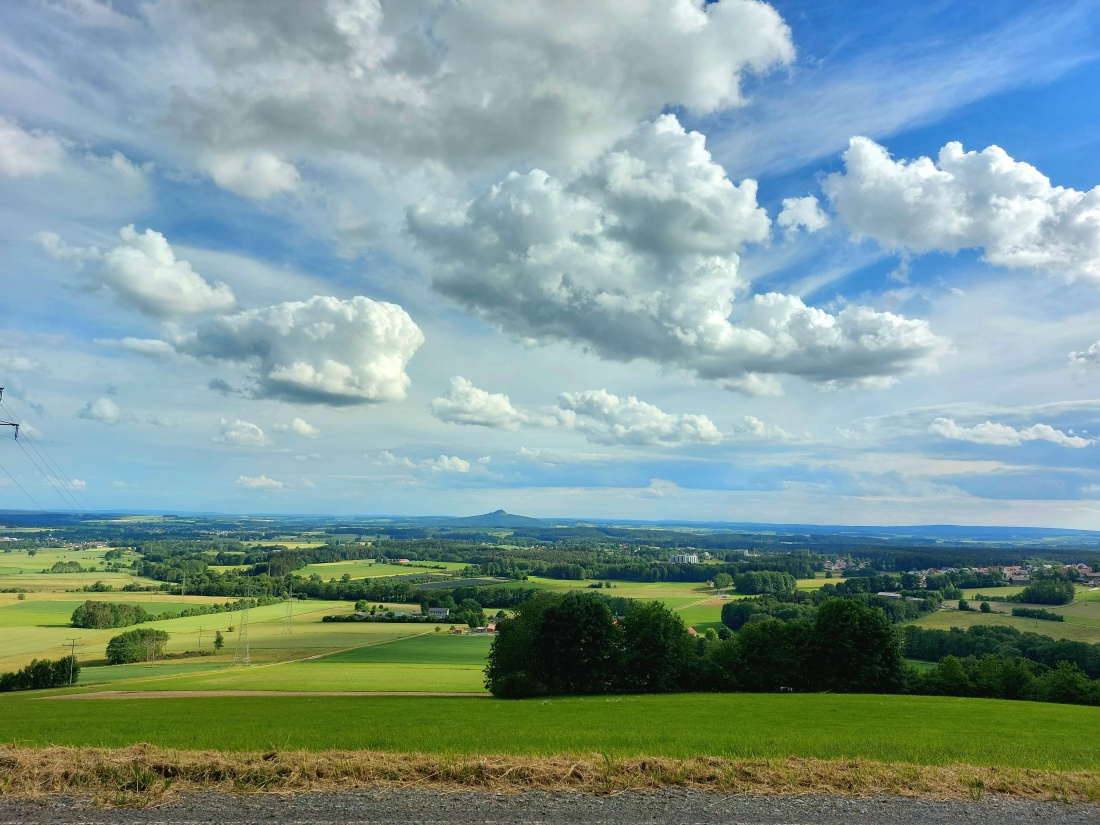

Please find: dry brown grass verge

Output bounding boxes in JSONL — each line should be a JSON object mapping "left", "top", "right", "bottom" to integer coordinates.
{"left": 1, "top": 745, "right": 1098, "bottom": 807}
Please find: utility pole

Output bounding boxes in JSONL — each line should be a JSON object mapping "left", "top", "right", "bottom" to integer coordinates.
{"left": 181, "top": 571, "right": 186, "bottom": 598}
{"left": 233, "top": 579, "right": 251, "bottom": 666}
{"left": 197, "top": 624, "right": 202, "bottom": 649}
{"left": 63, "top": 638, "right": 81, "bottom": 685}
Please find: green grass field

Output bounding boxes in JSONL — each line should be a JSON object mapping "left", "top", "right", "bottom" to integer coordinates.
{"left": 910, "top": 606, "right": 1100, "bottom": 643}
{"left": 294, "top": 560, "right": 454, "bottom": 579}
{"left": 1, "top": 692, "right": 1098, "bottom": 770}
{"left": 314, "top": 632, "right": 493, "bottom": 665}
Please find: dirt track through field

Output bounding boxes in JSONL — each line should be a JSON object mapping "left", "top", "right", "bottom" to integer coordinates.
{"left": 39, "top": 690, "right": 489, "bottom": 700}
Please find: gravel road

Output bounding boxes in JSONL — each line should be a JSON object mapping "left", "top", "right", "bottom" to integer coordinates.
{"left": 1, "top": 789, "right": 1096, "bottom": 824}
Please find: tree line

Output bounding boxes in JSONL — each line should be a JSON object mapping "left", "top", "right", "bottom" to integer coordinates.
{"left": 485, "top": 592, "right": 906, "bottom": 698}
{"left": 0, "top": 656, "right": 79, "bottom": 691}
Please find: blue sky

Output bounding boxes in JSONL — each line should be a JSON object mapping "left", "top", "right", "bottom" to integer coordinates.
{"left": 2, "top": 0, "right": 1100, "bottom": 526}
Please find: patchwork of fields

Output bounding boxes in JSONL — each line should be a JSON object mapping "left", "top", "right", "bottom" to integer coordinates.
{"left": 4, "top": 540, "right": 1100, "bottom": 802}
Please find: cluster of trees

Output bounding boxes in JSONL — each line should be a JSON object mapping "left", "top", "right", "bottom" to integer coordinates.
{"left": 732, "top": 571, "right": 796, "bottom": 595}
{"left": 106, "top": 628, "right": 170, "bottom": 664}
{"left": 915, "top": 656, "right": 1099, "bottom": 705}
{"left": 924, "top": 569, "right": 1006, "bottom": 592}
{"left": 0, "top": 656, "right": 79, "bottom": 691}
{"left": 48, "top": 560, "right": 91, "bottom": 573}
{"left": 71, "top": 600, "right": 153, "bottom": 629}
{"left": 71, "top": 597, "right": 282, "bottom": 629}
{"left": 485, "top": 592, "right": 906, "bottom": 698}
{"left": 1018, "top": 578, "right": 1076, "bottom": 605}
{"left": 721, "top": 585, "right": 938, "bottom": 631}
{"left": 903, "top": 624, "right": 1100, "bottom": 679}
{"left": 1011, "top": 607, "right": 1065, "bottom": 622}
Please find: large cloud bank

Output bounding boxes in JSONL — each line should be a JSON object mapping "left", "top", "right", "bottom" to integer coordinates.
{"left": 169, "top": 0, "right": 793, "bottom": 176}
{"left": 824, "top": 137, "right": 1100, "bottom": 282}
{"left": 412, "top": 116, "right": 947, "bottom": 391}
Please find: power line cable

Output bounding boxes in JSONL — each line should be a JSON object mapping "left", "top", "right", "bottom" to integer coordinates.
{"left": 0, "top": 398, "right": 88, "bottom": 514}
{"left": 6, "top": 417, "right": 93, "bottom": 512}
{"left": 0, "top": 457, "right": 44, "bottom": 511}
{"left": 12, "top": 435, "right": 81, "bottom": 512}
{"left": 5, "top": 424, "right": 91, "bottom": 512}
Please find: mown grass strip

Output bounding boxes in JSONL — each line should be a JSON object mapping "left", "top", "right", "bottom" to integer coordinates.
{"left": 0, "top": 745, "right": 1097, "bottom": 807}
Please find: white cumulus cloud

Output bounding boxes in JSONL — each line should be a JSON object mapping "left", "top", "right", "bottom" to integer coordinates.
{"left": 217, "top": 418, "right": 270, "bottom": 446}
{"left": 39, "top": 225, "right": 237, "bottom": 318}
{"left": 377, "top": 451, "right": 470, "bottom": 473}
{"left": 0, "top": 350, "right": 43, "bottom": 373}
{"left": 175, "top": 295, "right": 424, "bottom": 406}
{"left": 0, "top": 117, "right": 65, "bottom": 177}
{"left": 430, "top": 377, "right": 529, "bottom": 431}
{"left": 777, "top": 195, "right": 830, "bottom": 236}
{"left": 557, "top": 389, "right": 722, "bottom": 446}
{"left": 76, "top": 397, "right": 123, "bottom": 425}
{"left": 929, "top": 418, "right": 1093, "bottom": 448}
{"left": 274, "top": 417, "right": 321, "bottom": 438}
{"left": 1069, "top": 341, "right": 1100, "bottom": 368}
{"left": 411, "top": 115, "right": 947, "bottom": 392}
{"left": 199, "top": 151, "right": 300, "bottom": 200}
{"left": 733, "top": 415, "right": 795, "bottom": 440}
{"left": 236, "top": 474, "right": 284, "bottom": 490}
{"left": 824, "top": 137, "right": 1100, "bottom": 283}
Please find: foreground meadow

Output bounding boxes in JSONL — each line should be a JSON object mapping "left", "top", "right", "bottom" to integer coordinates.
{"left": 1, "top": 692, "right": 1098, "bottom": 772}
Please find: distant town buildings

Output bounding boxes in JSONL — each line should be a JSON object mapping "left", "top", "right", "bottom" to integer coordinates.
{"left": 670, "top": 553, "right": 699, "bottom": 564}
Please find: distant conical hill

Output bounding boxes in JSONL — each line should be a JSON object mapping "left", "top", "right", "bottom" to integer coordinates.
{"left": 439, "top": 509, "right": 545, "bottom": 528}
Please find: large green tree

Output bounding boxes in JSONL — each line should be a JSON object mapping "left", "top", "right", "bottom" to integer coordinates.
{"left": 532, "top": 592, "right": 622, "bottom": 695}
{"left": 619, "top": 600, "right": 695, "bottom": 693}
{"left": 809, "top": 598, "right": 904, "bottom": 693}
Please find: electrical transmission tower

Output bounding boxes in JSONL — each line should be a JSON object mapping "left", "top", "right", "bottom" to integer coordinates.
{"left": 282, "top": 584, "right": 294, "bottom": 634}
{"left": 233, "top": 579, "right": 251, "bottom": 666}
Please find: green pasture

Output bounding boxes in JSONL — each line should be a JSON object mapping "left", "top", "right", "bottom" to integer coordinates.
{"left": 0, "top": 599, "right": 400, "bottom": 671}
{"left": 0, "top": 547, "right": 114, "bottom": 576}
{"left": 92, "top": 660, "right": 486, "bottom": 693}
{"left": 522, "top": 576, "right": 712, "bottom": 607}
{"left": 294, "top": 560, "right": 451, "bottom": 580}
{"left": 2, "top": 693, "right": 1099, "bottom": 770}
{"left": 910, "top": 606, "right": 1100, "bottom": 644}
{"left": 71, "top": 629, "right": 488, "bottom": 693}
{"left": 315, "top": 632, "right": 493, "bottom": 665}
{"left": 959, "top": 586, "right": 1027, "bottom": 600}
{"left": 675, "top": 599, "right": 726, "bottom": 633}
{"left": 242, "top": 541, "right": 328, "bottom": 549}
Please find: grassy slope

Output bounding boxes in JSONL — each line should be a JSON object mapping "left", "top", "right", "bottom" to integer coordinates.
{"left": 1, "top": 692, "right": 1098, "bottom": 770}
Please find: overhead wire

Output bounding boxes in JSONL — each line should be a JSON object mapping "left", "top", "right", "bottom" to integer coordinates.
{"left": 11, "top": 434, "right": 83, "bottom": 512}
{"left": 0, "top": 397, "right": 92, "bottom": 513}
{"left": 0, "top": 455, "right": 45, "bottom": 511}
{"left": 1, "top": 399, "right": 93, "bottom": 511}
